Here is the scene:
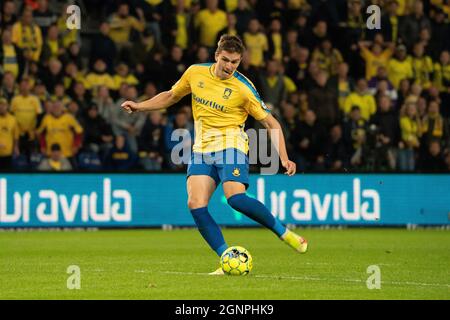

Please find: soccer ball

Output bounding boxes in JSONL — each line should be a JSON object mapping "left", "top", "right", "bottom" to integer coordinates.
{"left": 220, "top": 246, "right": 253, "bottom": 276}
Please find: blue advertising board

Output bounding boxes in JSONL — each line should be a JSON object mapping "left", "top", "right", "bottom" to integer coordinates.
{"left": 0, "top": 174, "right": 448, "bottom": 227}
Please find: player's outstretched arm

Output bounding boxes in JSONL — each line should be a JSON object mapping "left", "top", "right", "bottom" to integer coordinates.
{"left": 259, "top": 114, "right": 296, "bottom": 176}
{"left": 121, "top": 89, "right": 182, "bottom": 113}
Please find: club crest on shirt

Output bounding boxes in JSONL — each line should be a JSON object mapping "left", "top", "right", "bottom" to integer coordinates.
{"left": 232, "top": 168, "right": 240, "bottom": 177}
{"left": 197, "top": 81, "right": 204, "bottom": 88}
{"left": 223, "top": 88, "right": 232, "bottom": 99}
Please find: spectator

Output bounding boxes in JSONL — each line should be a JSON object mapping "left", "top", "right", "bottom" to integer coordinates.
{"left": 0, "top": 97, "right": 19, "bottom": 170}
{"left": 381, "top": 0, "right": 400, "bottom": 43}
{"left": 71, "top": 81, "right": 90, "bottom": 111}
{"left": 234, "top": 0, "right": 254, "bottom": 36}
{"left": 194, "top": 0, "right": 227, "bottom": 49}
{"left": 10, "top": 77, "right": 42, "bottom": 152}
{"left": 387, "top": 44, "right": 413, "bottom": 89}
{"left": 433, "top": 50, "right": 450, "bottom": 117}
{"left": 370, "top": 95, "right": 400, "bottom": 170}
{"left": 163, "top": 45, "right": 187, "bottom": 90}
{"left": 194, "top": 46, "right": 211, "bottom": 64}
{"left": 0, "top": 71, "right": 18, "bottom": 103}
{"left": 90, "top": 22, "right": 117, "bottom": 73}
{"left": 419, "top": 139, "right": 446, "bottom": 172}
{"left": 12, "top": 6, "right": 43, "bottom": 62}
{"left": 311, "top": 38, "right": 344, "bottom": 76}
{"left": 103, "top": 134, "right": 138, "bottom": 170}
{"left": 36, "top": 100, "right": 83, "bottom": 161}
{"left": 108, "top": 3, "right": 145, "bottom": 53}
{"left": 40, "top": 24, "right": 63, "bottom": 62}
{"left": 343, "top": 106, "right": 368, "bottom": 169}
{"left": 283, "top": 29, "right": 300, "bottom": 63}
{"left": 368, "top": 66, "right": 396, "bottom": 99}
{"left": 243, "top": 18, "right": 268, "bottom": 68}
{"left": 37, "top": 142, "right": 72, "bottom": 171}
{"left": 93, "top": 85, "right": 115, "bottom": 125}
{"left": 216, "top": 13, "right": 239, "bottom": 43}
{"left": 51, "top": 82, "right": 71, "bottom": 106}
{"left": 279, "top": 102, "right": 298, "bottom": 143}
{"left": 0, "top": 28, "right": 24, "bottom": 80}
{"left": 86, "top": 59, "right": 115, "bottom": 92}
{"left": 170, "top": 0, "right": 189, "bottom": 50}
{"left": 285, "top": 46, "right": 310, "bottom": 90}
{"left": 328, "top": 62, "right": 355, "bottom": 111}
{"left": 0, "top": 1, "right": 18, "bottom": 32}
{"left": 112, "top": 85, "right": 146, "bottom": 153}
{"left": 41, "top": 58, "right": 64, "bottom": 93}
{"left": 429, "top": 7, "right": 449, "bottom": 60}
{"left": 290, "top": 109, "right": 327, "bottom": 171}
{"left": 32, "top": 0, "right": 57, "bottom": 37}
{"left": 138, "top": 0, "right": 165, "bottom": 44}
{"left": 113, "top": 62, "right": 139, "bottom": 90}
{"left": 81, "top": 103, "right": 114, "bottom": 156}
{"left": 304, "top": 20, "right": 328, "bottom": 52}
{"left": 56, "top": 4, "right": 79, "bottom": 49}
{"left": 358, "top": 38, "right": 394, "bottom": 80}
{"left": 399, "top": 0, "right": 431, "bottom": 51}
{"left": 164, "top": 109, "right": 193, "bottom": 170}
{"left": 138, "top": 111, "right": 165, "bottom": 171}
{"left": 411, "top": 42, "right": 434, "bottom": 89}
{"left": 343, "top": 78, "right": 376, "bottom": 121}
{"left": 324, "top": 124, "right": 348, "bottom": 171}
{"left": 398, "top": 102, "right": 422, "bottom": 171}
{"left": 258, "top": 59, "right": 286, "bottom": 113}
{"left": 308, "top": 70, "right": 339, "bottom": 128}
{"left": 63, "top": 62, "right": 86, "bottom": 91}
{"left": 421, "top": 100, "right": 447, "bottom": 148}
{"left": 267, "top": 18, "right": 283, "bottom": 63}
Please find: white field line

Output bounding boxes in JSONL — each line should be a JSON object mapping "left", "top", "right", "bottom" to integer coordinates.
{"left": 161, "top": 271, "right": 450, "bottom": 289}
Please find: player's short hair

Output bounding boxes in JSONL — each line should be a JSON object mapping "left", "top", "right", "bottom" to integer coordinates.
{"left": 216, "top": 34, "right": 245, "bottom": 56}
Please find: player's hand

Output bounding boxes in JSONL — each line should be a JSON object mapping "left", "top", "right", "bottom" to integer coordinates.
{"left": 121, "top": 101, "right": 139, "bottom": 114}
{"left": 282, "top": 160, "right": 296, "bottom": 176}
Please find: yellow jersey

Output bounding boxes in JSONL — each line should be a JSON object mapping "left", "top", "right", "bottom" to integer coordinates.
{"left": 36, "top": 113, "right": 83, "bottom": 157}
{"left": 171, "top": 63, "right": 270, "bottom": 154}
{"left": 2, "top": 44, "right": 19, "bottom": 78}
{"left": 343, "top": 93, "right": 377, "bottom": 120}
{"left": 360, "top": 47, "right": 392, "bottom": 80}
{"left": 108, "top": 15, "right": 144, "bottom": 45}
{"left": 10, "top": 94, "right": 42, "bottom": 138}
{"left": 243, "top": 32, "right": 268, "bottom": 67}
{"left": 0, "top": 113, "right": 19, "bottom": 157}
{"left": 194, "top": 9, "right": 227, "bottom": 47}
{"left": 387, "top": 58, "right": 413, "bottom": 89}
{"left": 86, "top": 72, "right": 116, "bottom": 90}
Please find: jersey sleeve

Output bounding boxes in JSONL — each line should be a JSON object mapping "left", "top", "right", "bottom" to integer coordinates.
{"left": 242, "top": 83, "right": 270, "bottom": 121}
{"left": 171, "top": 65, "right": 193, "bottom": 98}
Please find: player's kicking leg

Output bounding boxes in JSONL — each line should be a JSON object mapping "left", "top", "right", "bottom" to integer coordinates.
{"left": 223, "top": 181, "right": 308, "bottom": 254}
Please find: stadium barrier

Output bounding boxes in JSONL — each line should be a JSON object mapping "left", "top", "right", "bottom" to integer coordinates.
{"left": 0, "top": 173, "right": 449, "bottom": 227}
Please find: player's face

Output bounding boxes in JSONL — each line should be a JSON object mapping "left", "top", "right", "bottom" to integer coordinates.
{"left": 215, "top": 50, "right": 242, "bottom": 79}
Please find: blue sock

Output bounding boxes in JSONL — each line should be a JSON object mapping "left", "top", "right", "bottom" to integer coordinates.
{"left": 227, "top": 193, "right": 287, "bottom": 237}
{"left": 190, "top": 207, "right": 228, "bottom": 256}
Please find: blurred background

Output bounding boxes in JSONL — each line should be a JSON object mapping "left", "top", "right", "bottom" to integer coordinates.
{"left": 0, "top": 0, "right": 449, "bottom": 174}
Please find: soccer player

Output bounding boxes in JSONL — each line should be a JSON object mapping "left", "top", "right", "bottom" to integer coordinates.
{"left": 121, "top": 35, "right": 308, "bottom": 274}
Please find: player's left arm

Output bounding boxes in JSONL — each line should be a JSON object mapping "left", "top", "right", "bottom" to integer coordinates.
{"left": 259, "top": 114, "right": 296, "bottom": 176}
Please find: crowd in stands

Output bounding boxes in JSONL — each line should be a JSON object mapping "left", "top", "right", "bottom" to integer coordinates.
{"left": 0, "top": 0, "right": 449, "bottom": 172}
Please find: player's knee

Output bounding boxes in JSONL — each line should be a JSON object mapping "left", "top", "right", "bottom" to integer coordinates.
{"left": 187, "top": 198, "right": 208, "bottom": 210}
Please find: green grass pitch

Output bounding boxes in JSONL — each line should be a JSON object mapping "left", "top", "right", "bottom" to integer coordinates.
{"left": 0, "top": 228, "right": 449, "bottom": 299}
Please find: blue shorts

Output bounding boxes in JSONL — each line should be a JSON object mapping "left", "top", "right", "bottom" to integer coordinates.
{"left": 187, "top": 148, "right": 249, "bottom": 188}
